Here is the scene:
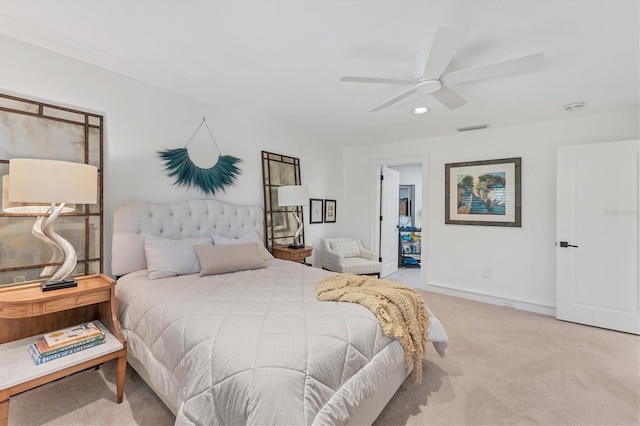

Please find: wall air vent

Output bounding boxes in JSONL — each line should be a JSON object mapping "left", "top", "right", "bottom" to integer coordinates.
{"left": 457, "top": 124, "right": 489, "bottom": 132}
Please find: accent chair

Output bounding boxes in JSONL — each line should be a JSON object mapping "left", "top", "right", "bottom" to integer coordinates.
{"left": 320, "top": 237, "right": 382, "bottom": 277}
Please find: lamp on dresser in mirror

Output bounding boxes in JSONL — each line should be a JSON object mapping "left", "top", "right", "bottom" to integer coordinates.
{"left": 4, "top": 159, "right": 97, "bottom": 291}
{"left": 277, "top": 185, "right": 308, "bottom": 249}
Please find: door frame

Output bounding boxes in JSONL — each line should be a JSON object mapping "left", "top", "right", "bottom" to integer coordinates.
{"left": 369, "top": 156, "right": 430, "bottom": 287}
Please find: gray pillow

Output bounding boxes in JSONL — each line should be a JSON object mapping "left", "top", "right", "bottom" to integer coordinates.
{"left": 194, "top": 242, "right": 266, "bottom": 276}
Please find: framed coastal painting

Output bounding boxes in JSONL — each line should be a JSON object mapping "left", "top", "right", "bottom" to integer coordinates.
{"left": 445, "top": 157, "right": 521, "bottom": 227}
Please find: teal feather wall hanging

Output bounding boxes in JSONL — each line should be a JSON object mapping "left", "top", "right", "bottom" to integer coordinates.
{"left": 157, "top": 117, "right": 241, "bottom": 195}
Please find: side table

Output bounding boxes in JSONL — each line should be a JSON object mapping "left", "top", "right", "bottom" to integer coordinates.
{"left": 271, "top": 245, "right": 313, "bottom": 264}
{"left": 0, "top": 274, "right": 127, "bottom": 426}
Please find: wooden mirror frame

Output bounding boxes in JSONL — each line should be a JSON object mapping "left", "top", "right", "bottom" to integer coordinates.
{"left": 0, "top": 93, "right": 104, "bottom": 287}
{"left": 261, "top": 151, "right": 304, "bottom": 251}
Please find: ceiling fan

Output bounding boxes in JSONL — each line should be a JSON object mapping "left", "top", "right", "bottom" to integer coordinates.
{"left": 340, "top": 26, "right": 544, "bottom": 112}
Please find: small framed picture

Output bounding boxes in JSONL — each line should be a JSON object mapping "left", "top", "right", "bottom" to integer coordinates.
{"left": 310, "top": 198, "right": 324, "bottom": 224}
{"left": 324, "top": 199, "right": 336, "bottom": 223}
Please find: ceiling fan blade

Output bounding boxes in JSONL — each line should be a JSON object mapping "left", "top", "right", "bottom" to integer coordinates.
{"left": 340, "top": 76, "right": 418, "bottom": 85}
{"left": 441, "top": 52, "right": 544, "bottom": 85}
{"left": 431, "top": 86, "right": 467, "bottom": 110}
{"left": 422, "top": 25, "right": 469, "bottom": 80}
{"left": 370, "top": 88, "right": 417, "bottom": 112}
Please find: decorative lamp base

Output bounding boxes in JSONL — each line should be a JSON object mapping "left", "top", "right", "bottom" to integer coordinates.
{"left": 288, "top": 244, "right": 305, "bottom": 249}
{"left": 41, "top": 277, "right": 78, "bottom": 292}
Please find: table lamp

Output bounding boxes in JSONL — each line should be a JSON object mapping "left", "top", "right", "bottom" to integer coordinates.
{"left": 6, "top": 159, "right": 97, "bottom": 291}
{"left": 277, "top": 185, "right": 308, "bottom": 249}
{"left": 2, "top": 174, "right": 76, "bottom": 278}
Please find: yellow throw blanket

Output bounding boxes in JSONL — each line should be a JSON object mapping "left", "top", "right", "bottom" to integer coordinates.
{"left": 316, "top": 273, "right": 429, "bottom": 383}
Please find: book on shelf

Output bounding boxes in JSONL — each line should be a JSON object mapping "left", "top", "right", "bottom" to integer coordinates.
{"left": 42, "top": 321, "right": 104, "bottom": 349}
{"left": 34, "top": 333, "right": 106, "bottom": 358}
{"left": 28, "top": 338, "right": 106, "bottom": 365}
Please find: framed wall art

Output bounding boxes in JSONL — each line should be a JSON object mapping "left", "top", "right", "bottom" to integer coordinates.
{"left": 445, "top": 157, "right": 521, "bottom": 227}
{"left": 324, "top": 199, "right": 336, "bottom": 223}
{"left": 310, "top": 198, "right": 323, "bottom": 224}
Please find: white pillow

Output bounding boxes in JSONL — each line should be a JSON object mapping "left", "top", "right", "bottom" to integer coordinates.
{"left": 144, "top": 234, "right": 212, "bottom": 280}
{"left": 212, "top": 229, "right": 274, "bottom": 260}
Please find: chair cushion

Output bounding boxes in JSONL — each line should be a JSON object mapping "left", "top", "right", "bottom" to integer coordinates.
{"left": 338, "top": 258, "right": 382, "bottom": 275}
{"left": 329, "top": 240, "right": 360, "bottom": 258}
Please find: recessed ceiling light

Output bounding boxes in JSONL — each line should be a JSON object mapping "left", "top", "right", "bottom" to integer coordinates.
{"left": 412, "top": 107, "right": 429, "bottom": 115}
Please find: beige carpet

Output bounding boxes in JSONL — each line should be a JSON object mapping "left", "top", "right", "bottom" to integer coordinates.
{"left": 9, "top": 291, "right": 640, "bottom": 425}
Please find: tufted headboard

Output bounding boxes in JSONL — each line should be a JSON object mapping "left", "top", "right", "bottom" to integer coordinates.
{"left": 111, "top": 199, "right": 264, "bottom": 277}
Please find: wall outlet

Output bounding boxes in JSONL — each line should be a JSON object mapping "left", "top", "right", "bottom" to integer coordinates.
{"left": 482, "top": 267, "right": 492, "bottom": 279}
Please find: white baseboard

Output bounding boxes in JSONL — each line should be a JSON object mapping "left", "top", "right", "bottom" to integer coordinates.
{"left": 425, "top": 283, "right": 556, "bottom": 317}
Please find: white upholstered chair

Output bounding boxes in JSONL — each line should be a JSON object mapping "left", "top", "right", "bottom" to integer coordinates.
{"left": 320, "top": 238, "right": 382, "bottom": 277}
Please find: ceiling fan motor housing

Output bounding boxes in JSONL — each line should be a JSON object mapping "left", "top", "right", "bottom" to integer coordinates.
{"left": 416, "top": 80, "right": 442, "bottom": 94}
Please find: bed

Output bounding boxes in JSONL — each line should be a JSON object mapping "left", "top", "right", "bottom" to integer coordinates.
{"left": 112, "top": 199, "right": 448, "bottom": 425}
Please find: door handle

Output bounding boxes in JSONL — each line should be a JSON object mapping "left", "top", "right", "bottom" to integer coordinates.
{"left": 559, "top": 241, "right": 578, "bottom": 248}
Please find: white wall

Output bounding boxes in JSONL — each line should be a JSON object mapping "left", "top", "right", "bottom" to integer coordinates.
{"left": 3, "top": 34, "right": 639, "bottom": 313}
{"left": 0, "top": 35, "right": 343, "bottom": 273}
{"left": 343, "top": 110, "right": 640, "bottom": 313}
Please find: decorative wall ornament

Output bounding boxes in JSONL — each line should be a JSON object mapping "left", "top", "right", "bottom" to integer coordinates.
{"left": 158, "top": 118, "right": 241, "bottom": 195}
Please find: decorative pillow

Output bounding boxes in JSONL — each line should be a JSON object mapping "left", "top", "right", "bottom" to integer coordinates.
{"left": 212, "top": 229, "right": 274, "bottom": 260}
{"left": 329, "top": 240, "right": 361, "bottom": 258}
{"left": 195, "top": 243, "right": 266, "bottom": 276}
{"left": 144, "top": 234, "right": 212, "bottom": 280}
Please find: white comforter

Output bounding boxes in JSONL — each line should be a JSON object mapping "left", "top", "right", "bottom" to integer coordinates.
{"left": 116, "top": 259, "right": 447, "bottom": 425}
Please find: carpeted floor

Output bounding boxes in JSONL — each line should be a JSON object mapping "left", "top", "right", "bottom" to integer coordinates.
{"left": 9, "top": 290, "right": 640, "bottom": 425}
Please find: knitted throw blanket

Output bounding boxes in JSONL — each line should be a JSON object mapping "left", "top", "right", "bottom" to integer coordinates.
{"left": 316, "top": 273, "right": 430, "bottom": 383}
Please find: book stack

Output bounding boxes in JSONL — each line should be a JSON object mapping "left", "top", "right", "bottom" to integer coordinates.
{"left": 29, "top": 321, "right": 106, "bottom": 365}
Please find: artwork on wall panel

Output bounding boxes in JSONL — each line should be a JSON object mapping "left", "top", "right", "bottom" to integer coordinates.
{"left": 445, "top": 157, "right": 521, "bottom": 227}
{"left": 310, "top": 198, "right": 323, "bottom": 224}
{"left": 324, "top": 199, "right": 337, "bottom": 223}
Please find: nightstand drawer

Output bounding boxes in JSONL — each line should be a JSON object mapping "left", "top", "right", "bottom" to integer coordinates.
{"left": 0, "top": 304, "right": 28, "bottom": 319}
{"left": 290, "top": 251, "right": 309, "bottom": 261}
{"left": 271, "top": 245, "right": 313, "bottom": 263}
{"left": 44, "top": 290, "right": 111, "bottom": 313}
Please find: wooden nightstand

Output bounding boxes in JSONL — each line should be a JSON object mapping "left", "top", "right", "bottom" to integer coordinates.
{"left": 272, "top": 245, "right": 313, "bottom": 264}
{"left": 0, "top": 274, "right": 127, "bottom": 426}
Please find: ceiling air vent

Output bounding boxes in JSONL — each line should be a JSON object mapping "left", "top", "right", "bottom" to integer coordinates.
{"left": 457, "top": 124, "right": 489, "bottom": 132}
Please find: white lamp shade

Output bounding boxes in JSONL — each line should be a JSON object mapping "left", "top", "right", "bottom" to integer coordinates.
{"left": 2, "top": 174, "right": 75, "bottom": 213}
{"left": 277, "top": 185, "right": 308, "bottom": 207}
{"left": 8, "top": 159, "right": 97, "bottom": 205}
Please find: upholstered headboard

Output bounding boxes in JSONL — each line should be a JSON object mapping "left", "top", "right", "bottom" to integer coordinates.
{"left": 111, "top": 199, "right": 264, "bottom": 276}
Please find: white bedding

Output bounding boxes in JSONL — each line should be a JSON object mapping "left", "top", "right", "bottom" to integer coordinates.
{"left": 116, "top": 259, "right": 448, "bottom": 425}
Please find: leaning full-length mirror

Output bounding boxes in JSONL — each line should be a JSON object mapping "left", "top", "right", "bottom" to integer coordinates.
{"left": 261, "top": 151, "right": 304, "bottom": 251}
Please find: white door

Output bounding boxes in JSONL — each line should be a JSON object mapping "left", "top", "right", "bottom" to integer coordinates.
{"left": 557, "top": 140, "right": 640, "bottom": 334}
{"left": 380, "top": 166, "right": 400, "bottom": 277}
